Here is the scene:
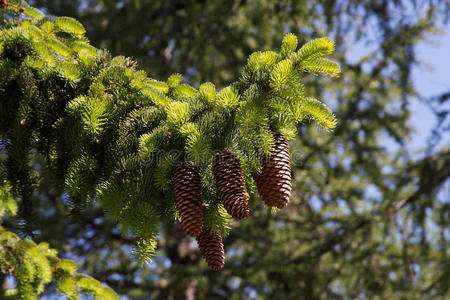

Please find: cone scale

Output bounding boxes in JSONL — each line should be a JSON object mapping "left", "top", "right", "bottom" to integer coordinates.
{"left": 254, "top": 133, "right": 292, "bottom": 209}
{"left": 173, "top": 159, "right": 203, "bottom": 237}
{"left": 213, "top": 149, "right": 250, "bottom": 219}
{"left": 197, "top": 227, "right": 225, "bottom": 270}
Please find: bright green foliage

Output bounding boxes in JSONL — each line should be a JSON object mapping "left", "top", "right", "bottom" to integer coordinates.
{"left": 216, "top": 86, "right": 240, "bottom": 109}
{"left": 53, "top": 16, "right": 86, "bottom": 36}
{"left": 301, "top": 97, "right": 337, "bottom": 129}
{"left": 294, "top": 37, "right": 335, "bottom": 63}
{"left": 280, "top": 33, "right": 298, "bottom": 58}
{"left": 167, "top": 73, "right": 183, "bottom": 88}
{"left": 0, "top": 186, "right": 118, "bottom": 299}
{"left": 199, "top": 82, "right": 216, "bottom": 104}
{"left": 23, "top": 6, "right": 45, "bottom": 20}
{"left": 0, "top": 1, "right": 339, "bottom": 278}
{"left": 166, "top": 101, "right": 192, "bottom": 127}
{"left": 138, "top": 126, "right": 169, "bottom": 159}
{"left": 246, "top": 51, "right": 279, "bottom": 72}
{"left": 81, "top": 97, "right": 110, "bottom": 135}
{"left": 300, "top": 58, "right": 340, "bottom": 77}
{"left": 291, "top": 37, "right": 340, "bottom": 77}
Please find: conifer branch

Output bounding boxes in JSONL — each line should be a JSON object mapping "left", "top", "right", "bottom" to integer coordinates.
{"left": 0, "top": 0, "right": 340, "bottom": 283}
{"left": 0, "top": 186, "right": 118, "bottom": 299}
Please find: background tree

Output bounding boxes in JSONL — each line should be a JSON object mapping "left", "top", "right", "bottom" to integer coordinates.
{"left": 2, "top": 0, "right": 450, "bottom": 299}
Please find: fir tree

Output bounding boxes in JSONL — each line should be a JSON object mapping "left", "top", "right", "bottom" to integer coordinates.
{"left": 0, "top": 0, "right": 340, "bottom": 296}
{"left": 2, "top": 0, "right": 449, "bottom": 298}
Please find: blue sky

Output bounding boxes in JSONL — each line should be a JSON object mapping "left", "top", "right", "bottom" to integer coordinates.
{"left": 410, "top": 23, "right": 450, "bottom": 152}
{"left": 412, "top": 23, "right": 450, "bottom": 205}
{"left": 340, "top": 17, "right": 450, "bottom": 158}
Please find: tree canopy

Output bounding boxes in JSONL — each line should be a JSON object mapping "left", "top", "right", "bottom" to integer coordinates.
{"left": 1, "top": 0, "right": 450, "bottom": 299}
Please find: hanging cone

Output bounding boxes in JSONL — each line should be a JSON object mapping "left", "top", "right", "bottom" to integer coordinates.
{"left": 173, "top": 159, "right": 203, "bottom": 237}
{"left": 197, "top": 227, "right": 225, "bottom": 270}
{"left": 213, "top": 149, "right": 250, "bottom": 219}
{"left": 254, "top": 133, "right": 292, "bottom": 209}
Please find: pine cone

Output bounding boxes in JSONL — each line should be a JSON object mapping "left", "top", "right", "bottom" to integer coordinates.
{"left": 254, "top": 133, "right": 292, "bottom": 209}
{"left": 173, "top": 159, "right": 203, "bottom": 237}
{"left": 197, "top": 227, "right": 225, "bottom": 270}
{"left": 213, "top": 149, "right": 250, "bottom": 219}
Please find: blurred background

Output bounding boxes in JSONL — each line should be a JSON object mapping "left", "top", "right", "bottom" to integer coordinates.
{"left": 15, "top": 0, "right": 450, "bottom": 298}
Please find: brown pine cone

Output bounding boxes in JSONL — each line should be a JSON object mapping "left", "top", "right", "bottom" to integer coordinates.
{"left": 173, "top": 159, "right": 203, "bottom": 237}
{"left": 213, "top": 149, "right": 250, "bottom": 219}
{"left": 197, "top": 227, "right": 225, "bottom": 270}
{"left": 254, "top": 133, "right": 292, "bottom": 209}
